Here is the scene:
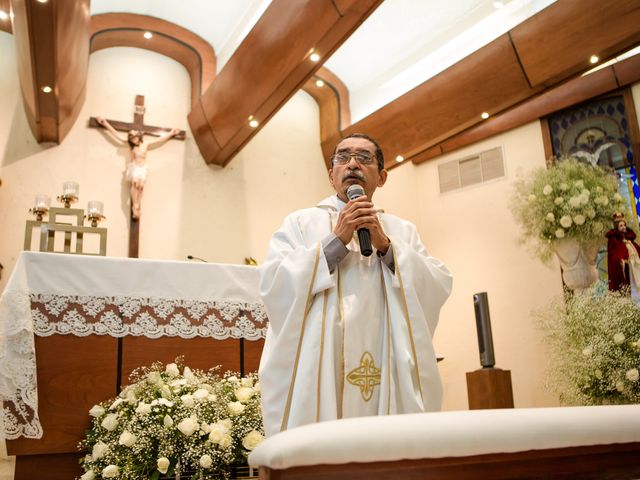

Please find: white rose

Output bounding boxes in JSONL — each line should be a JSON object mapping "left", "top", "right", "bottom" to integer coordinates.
{"left": 240, "top": 377, "right": 254, "bottom": 387}
{"left": 559, "top": 215, "right": 572, "bottom": 228}
{"left": 101, "top": 413, "right": 119, "bottom": 431}
{"left": 592, "top": 222, "right": 603, "bottom": 234}
{"left": 199, "top": 454, "right": 213, "bottom": 468}
{"left": 177, "top": 416, "right": 199, "bottom": 436}
{"left": 183, "top": 366, "right": 196, "bottom": 381}
{"left": 581, "top": 345, "right": 593, "bottom": 356}
{"left": 208, "top": 425, "right": 224, "bottom": 444}
{"left": 235, "top": 387, "right": 255, "bottom": 403}
{"left": 636, "top": 339, "right": 640, "bottom": 348}
{"left": 614, "top": 333, "right": 625, "bottom": 344}
{"left": 157, "top": 457, "right": 170, "bottom": 474}
{"left": 242, "top": 430, "right": 264, "bottom": 451}
{"left": 102, "top": 465, "right": 119, "bottom": 478}
{"left": 600, "top": 196, "right": 609, "bottom": 206}
{"left": 626, "top": 368, "right": 639, "bottom": 382}
{"left": 227, "top": 375, "right": 239, "bottom": 383}
{"left": 89, "top": 405, "right": 105, "bottom": 418}
{"left": 163, "top": 415, "right": 174, "bottom": 427}
{"left": 253, "top": 382, "right": 260, "bottom": 392}
{"left": 109, "top": 398, "right": 123, "bottom": 410}
{"left": 527, "top": 194, "right": 536, "bottom": 202}
{"left": 165, "top": 363, "right": 180, "bottom": 377}
{"left": 595, "top": 369, "right": 603, "bottom": 379}
{"left": 574, "top": 180, "right": 584, "bottom": 189}
{"left": 147, "top": 371, "right": 161, "bottom": 384}
{"left": 569, "top": 196, "right": 581, "bottom": 208}
{"left": 170, "top": 378, "right": 187, "bottom": 388}
{"left": 555, "top": 228, "right": 565, "bottom": 239}
{"left": 559, "top": 182, "right": 569, "bottom": 191}
{"left": 207, "top": 394, "right": 217, "bottom": 402}
{"left": 227, "top": 401, "right": 246, "bottom": 416}
{"left": 157, "top": 398, "right": 173, "bottom": 407}
{"left": 543, "top": 185, "right": 553, "bottom": 195}
{"left": 219, "top": 434, "right": 233, "bottom": 449}
{"left": 616, "top": 381, "right": 625, "bottom": 392}
{"left": 118, "top": 430, "right": 136, "bottom": 447}
{"left": 180, "top": 394, "right": 195, "bottom": 407}
{"left": 554, "top": 197, "right": 564, "bottom": 205}
{"left": 614, "top": 193, "right": 623, "bottom": 201}
{"left": 80, "top": 470, "right": 95, "bottom": 480}
{"left": 193, "top": 388, "right": 210, "bottom": 401}
{"left": 135, "top": 402, "right": 151, "bottom": 415}
{"left": 545, "top": 213, "right": 555, "bottom": 222}
{"left": 91, "top": 441, "right": 108, "bottom": 460}
{"left": 160, "top": 385, "right": 172, "bottom": 398}
{"left": 586, "top": 208, "right": 596, "bottom": 219}
{"left": 125, "top": 389, "right": 137, "bottom": 404}
{"left": 573, "top": 214, "right": 586, "bottom": 225}
{"left": 200, "top": 422, "right": 211, "bottom": 434}
{"left": 596, "top": 186, "right": 603, "bottom": 193}
{"left": 221, "top": 418, "right": 232, "bottom": 430}
{"left": 197, "top": 383, "right": 213, "bottom": 392}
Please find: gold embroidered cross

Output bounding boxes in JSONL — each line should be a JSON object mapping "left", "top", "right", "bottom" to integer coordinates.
{"left": 347, "top": 351, "right": 381, "bottom": 401}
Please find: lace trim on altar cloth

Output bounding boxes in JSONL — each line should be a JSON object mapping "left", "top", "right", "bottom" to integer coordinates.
{"left": 0, "top": 290, "right": 43, "bottom": 440}
{"left": 0, "top": 293, "right": 268, "bottom": 440}
{"left": 30, "top": 294, "right": 269, "bottom": 340}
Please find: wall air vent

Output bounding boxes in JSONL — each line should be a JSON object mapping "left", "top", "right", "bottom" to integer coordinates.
{"left": 438, "top": 146, "right": 505, "bottom": 194}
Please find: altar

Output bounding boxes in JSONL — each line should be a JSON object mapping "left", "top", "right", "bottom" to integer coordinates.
{"left": 0, "top": 252, "right": 267, "bottom": 479}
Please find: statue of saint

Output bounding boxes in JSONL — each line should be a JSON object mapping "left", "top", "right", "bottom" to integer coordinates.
{"left": 96, "top": 117, "right": 180, "bottom": 219}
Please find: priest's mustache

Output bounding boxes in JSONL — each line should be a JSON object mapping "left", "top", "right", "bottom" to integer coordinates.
{"left": 342, "top": 170, "right": 365, "bottom": 182}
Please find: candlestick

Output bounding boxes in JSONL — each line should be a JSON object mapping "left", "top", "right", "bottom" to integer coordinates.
{"left": 86, "top": 200, "right": 105, "bottom": 227}
{"left": 30, "top": 194, "right": 51, "bottom": 221}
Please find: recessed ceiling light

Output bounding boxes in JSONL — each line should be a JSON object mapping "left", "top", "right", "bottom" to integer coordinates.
{"left": 395, "top": 155, "right": 404, "bottom": 163}
{"left": 0, "top": 10, "right": 8, "bottom": 20}
{"left": 310, "top": 53, "right": 321, "bottom": 62}
{"left": 481, "top": 112, "right": 490, "bottom": 119}
{"left": 144, "top": 31, "right": 153, "bottom": 39}
{"left": 41, "top": 86, "right": 52, "bottom": 93}
{"left": 315, "top": 79, "right": 324, "bottom": 88}
{"left": 36, "top": 0, "right": 48, "bottom": 3}
{"left": 249, "top": 119, "right": 259, "bottom": 128}
{"left": 493, "top": 1, "right": 504, "bottom": 8}
{"left": 589, "top": 55, "right": 599, "bottom": 64}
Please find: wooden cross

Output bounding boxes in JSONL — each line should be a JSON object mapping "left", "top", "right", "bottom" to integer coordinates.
{"left": 89, "top": 95, "right": 186, "bottom": 258}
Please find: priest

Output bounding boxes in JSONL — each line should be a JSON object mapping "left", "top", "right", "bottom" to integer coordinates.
{"left": 258, "top": 133, "right": 453, "bottom": 437}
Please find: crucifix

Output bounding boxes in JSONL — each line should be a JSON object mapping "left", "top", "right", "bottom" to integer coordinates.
{"left": 89, "top": 95, "right": 186, "bottom": 258}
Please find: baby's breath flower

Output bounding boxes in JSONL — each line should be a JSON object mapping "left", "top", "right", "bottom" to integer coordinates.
{"left": 626, "top": 369, "right": 639, "bottom": 382}
{"left": 614, "top": 333, "right": 625, "bottom": 344}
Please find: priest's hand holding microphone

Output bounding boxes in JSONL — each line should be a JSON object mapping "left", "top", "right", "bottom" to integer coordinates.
{"left": 333, "top": 184, "right": 391, "bottom": 256}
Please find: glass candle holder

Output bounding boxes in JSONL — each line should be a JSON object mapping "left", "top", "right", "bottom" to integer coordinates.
{"left": 31, "top": 194, "right": 51, "bottom": 220}
{"left": 63, "top": 181, "right": 79, "bottom": 197}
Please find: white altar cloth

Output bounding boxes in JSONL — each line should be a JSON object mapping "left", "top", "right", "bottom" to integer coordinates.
{"left": 0, "top": 252, "right": 266, "bottom": 440}
{"left": 249, "top": 405, "right": 640, "bottom": 469}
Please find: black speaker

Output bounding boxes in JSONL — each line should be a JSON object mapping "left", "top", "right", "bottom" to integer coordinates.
{"left": 473, "top": 292, "right": 495, "bottom": 368}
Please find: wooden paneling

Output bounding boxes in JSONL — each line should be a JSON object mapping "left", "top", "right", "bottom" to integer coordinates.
{"left": 14, "top": 452, "right": 83, "bottom": 480}
{"left": 0, "top": 0, "right": 11, "bottom": 33}
{"left": 189, "top": 0, "right": 381, "bottom": 166}
{"left": 243, "top": 338, "right": 265, "bottom": 375}
{"left": 260, "top": 443, "right": 640, "bottom": 480}
{"left": 403, "top": 54, "right": 640, "bottom": 167}
{"left": 121, "top": 337, "right": 242, "bottom": 385}
{"left": 349, "top": 35, "right": 534, "bottom": 170}
{"left": 90, "top": 13, "right": 216, "bottom": 107}
{"left": 302, "top": 67, "right": 351, "bottom": 166}
{"left": 6, "top": 335, "right": 118, "bottom": 456}
{"left": 10, "top": 0, "right": 89, "bottom": 143}
{"left": 510, "top": 0, "right": 640, "bottom": 88}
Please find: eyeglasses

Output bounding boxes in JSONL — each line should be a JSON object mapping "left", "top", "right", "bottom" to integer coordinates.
{"left": 331, "top": 150, "right": 376, "bottom": 165}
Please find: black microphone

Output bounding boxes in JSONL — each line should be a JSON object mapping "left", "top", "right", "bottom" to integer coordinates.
{"left": 473, "top": 292, "right": 496, "bottom": 368}
{"left": 346, "top": 184, "right": 373, "bottom": 257}
{"left": 187, "top": 255, "right": 208, "bottom": 263}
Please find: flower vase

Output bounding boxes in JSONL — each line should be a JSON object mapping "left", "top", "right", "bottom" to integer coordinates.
{"left": 552, "top": 238, "right": 600, "bottom": 290}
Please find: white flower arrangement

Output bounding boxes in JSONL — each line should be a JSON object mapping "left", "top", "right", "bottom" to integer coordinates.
{"left": 510, "top": 157, "right": 626, "bottom": 261}
{"left": 79, "top": 359, "right": 264, "bottom": 480}
{"left": 537, "top": 289, "right": 640, "bottom": 405}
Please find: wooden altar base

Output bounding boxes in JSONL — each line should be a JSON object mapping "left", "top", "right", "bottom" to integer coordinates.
{"left": 258, "top": 442, "right": 640, "bottom": 480}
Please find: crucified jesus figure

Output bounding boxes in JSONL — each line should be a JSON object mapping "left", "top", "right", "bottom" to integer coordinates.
{"left": 96, "top": 117, "right": 180, "bottom": 219}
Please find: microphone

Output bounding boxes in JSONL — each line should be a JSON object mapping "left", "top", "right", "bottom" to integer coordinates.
{"left": 187, "top": 255, "right": 208, "bottom": 263}
{"left": 346, "top": 184, "right": 373, "bottom": 257}
{"left": 473, "top": 292, "right": 496, "bottom": 368}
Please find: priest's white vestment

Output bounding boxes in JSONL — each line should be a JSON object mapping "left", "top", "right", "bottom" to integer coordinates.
{"left": 258, "top": 195, "right": 452, "bottom": 437}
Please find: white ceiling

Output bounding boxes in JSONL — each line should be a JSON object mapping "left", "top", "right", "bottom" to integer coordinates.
{"left": 90, "top": 0, "right": 556, "bottom": 123}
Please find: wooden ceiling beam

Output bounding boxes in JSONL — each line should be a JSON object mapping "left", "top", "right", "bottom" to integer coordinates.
{"left": 90, "top": 13, "right": 216, "bottom": 108}
{"left": 188, "top": 0, "right": 382, "bottom": 166}
{"left": 10, "top": 0, "right": 90, "bottom": 143}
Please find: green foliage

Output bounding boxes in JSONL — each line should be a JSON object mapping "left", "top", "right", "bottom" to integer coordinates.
{"left": 78, "top": 358, "right": 263, "bottom": 480}
{"left": 510, "top": 157, "right": 625, "bottom": 262}
{"left": 538, "top": 289, "right": 640, "bottom": 405}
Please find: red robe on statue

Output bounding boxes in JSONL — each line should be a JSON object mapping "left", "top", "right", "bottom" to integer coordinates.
{"left": 606, "top": 227, "right": 640, "bottom": 291}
